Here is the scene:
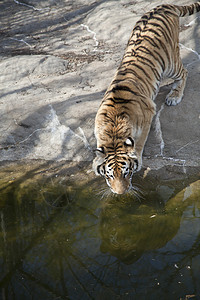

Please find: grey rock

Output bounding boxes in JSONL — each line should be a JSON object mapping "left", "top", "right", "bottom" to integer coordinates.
{"left": 0, "top": 0, "right": 199, "bottom": 175}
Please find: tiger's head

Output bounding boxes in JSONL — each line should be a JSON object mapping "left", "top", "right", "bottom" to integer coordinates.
{"left": 93, "top": 137, "right": 140, "bottom": 194}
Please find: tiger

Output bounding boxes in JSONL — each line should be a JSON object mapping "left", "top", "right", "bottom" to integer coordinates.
{"left": 93, "top": 2, "right": 200, "bottom": 194}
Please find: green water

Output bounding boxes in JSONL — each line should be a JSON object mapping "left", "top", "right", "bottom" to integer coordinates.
{"left": 0, "top": 166, "right": 200, "bottom": 300}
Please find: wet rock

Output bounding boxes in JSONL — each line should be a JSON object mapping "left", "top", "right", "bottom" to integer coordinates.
{"left": 0, "top": 0, "right": 199, "bottom": 177}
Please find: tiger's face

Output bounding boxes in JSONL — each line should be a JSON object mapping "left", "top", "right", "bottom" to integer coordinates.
{"left": 93, "top": 137, "right": 140, "bottom": 194}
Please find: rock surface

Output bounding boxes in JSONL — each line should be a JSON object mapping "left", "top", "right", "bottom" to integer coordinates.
{"left": 0, "top": 0, "right": 200, "bottom": 174}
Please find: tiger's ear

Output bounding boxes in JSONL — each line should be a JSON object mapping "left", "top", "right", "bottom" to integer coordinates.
{"left": 125, "top": 137, "right": 137, "bottom": 160}
{"left": 95, "top": 147, "right": 105, "bottom": 157}
{"left": 93, "top": 147, "right": 106, "bottom": 175}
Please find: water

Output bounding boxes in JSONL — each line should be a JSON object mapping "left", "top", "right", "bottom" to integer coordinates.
{"left": 0, "top": 163, "right": 200, "bottom": 300}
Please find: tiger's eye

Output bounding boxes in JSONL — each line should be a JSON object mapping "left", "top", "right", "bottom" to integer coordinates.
{"left": 124, "top": 137, "right": 134, "bottom": 147}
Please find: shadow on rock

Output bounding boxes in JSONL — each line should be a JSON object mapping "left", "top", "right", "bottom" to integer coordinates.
{"left": 0, "top": 91, "right": 104, "bottom": 161}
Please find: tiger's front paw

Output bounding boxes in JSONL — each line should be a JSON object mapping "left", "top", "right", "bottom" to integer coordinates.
{"left": 165, "top": 96, "right": 182, "bottom": 106}
{"left": 165, "top": 90, "right": 183, "bottom": 106}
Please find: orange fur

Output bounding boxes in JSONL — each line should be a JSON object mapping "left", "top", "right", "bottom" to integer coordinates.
{"left": 93, "top": 2, "right": 200, "bottom": 194}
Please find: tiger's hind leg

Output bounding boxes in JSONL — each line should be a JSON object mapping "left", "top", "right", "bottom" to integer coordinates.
{"left": 165, "top": 63, "right": 188, "bottom": 106}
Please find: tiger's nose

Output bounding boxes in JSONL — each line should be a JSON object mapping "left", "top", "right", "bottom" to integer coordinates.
{"left": 111, "top": 179, "right": 129, "bottom": 194}
{"left": 112, "top": 189, "right": 126, "bottom": 195}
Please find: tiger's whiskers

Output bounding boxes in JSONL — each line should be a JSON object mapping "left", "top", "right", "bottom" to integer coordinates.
{"left": 129, "top": 184, "right": 145, "bottom": 202}
{"left": 96, "top": 186, "right": 112, "bottom": 200}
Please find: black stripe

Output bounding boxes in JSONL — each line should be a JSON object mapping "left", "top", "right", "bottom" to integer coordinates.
{"left": 102, "top": 96, "right": 115, "bottom": 103}
{"left": 130, "top": 23, "right": 145, "bottom": 40}
{"left": 146, "top": 22, "right": 171, "bottom": 44}
{"left": 124, "top": 50, "right": 134, "bottom": 58}
{"left": 150, "top": 15, "right": 172, "bottom": 36}
{"left": 132, "top": 63, "right": 151, "bottom": 80}
{"left": 117, "top": 68, "right": 147, "bottom": 87}
{"left": 114, "top": 141, "right": 122, "bottom": 147}
{"left": 112, "top": 85, "right": 139, "bottom": 95}
{"left": 134, "top": 38, "right": 144, "bottom": 46}
{"left": 100, "top": 113, "right": 116, "bottom": 125}
{"left": 106, "top": 146, "right": 115, "bottom": 151}
{"left": 172, "top": 65, "right": 183, "bottom": 80}
{"left": 121, "top": 103, "right": 141, "bottom": 112}
{"left": 121, "top": 58, "right": 152, "bottom": 80}
{"left": 155, "top": 19, "right": 173, "bottom": 41}
{"left": 142, "top": 27, "right": 161, "bottom": 38}
{"left": 162, "top": 8, "right": 177, "bottom": 18}
{"left": 162, "top": 4, "right": 172, "bottom": 9}
{"left": 154, "top": 49, "right": 166, "bottom": 71}
{"left": 105, "top": 103, "right": 115, "bottom": 107}
{"left": 121, "top": 58, "right": 135, "bottom": 64}
{"left": 112, "top": 78, "right": 137, "bottom": 85}
{"left": 121, "top": 56, "right": 135, "bottom": 62}
{"left": 154, "top": 36, "right": 171, "bottom": 62}
{"left": 141, "top": 14, "right": 148, "bottom": 20}
{"left": 141, "top": 34, "right": 160, "bottom": 48}
{"left": 131, "top": 25, "right": 142, "bottom": 37}
{"left": 137, "top": 45, "right": 165, "bottom": 70}
{"left": 195, "top": 3, "right": 200, "bottom": 13}
{"left": 139, "top": 18, "right": 148, "bottom": 26}
{"left": 140, "top": 98, "right": 151, "bottom": 108}
{"left": 148, "top": 11, "right": 154, "bottom": 19}
{"left": 188, "top": 5, "right": 194, "bottom": 15}
{"left": 118, "top": 68, "right": 144, "bottom": 83}
{"left": 100, "top": 112, "right": 111, "bottom": 120}
{"left": 112, "top": 97, "right": 137, "bottom": 104}
{"left": 158, "top": 10, "right": 176, "bottom": 28}
{"left": 104, "top": 131, "right": 112, "bottom": 139}
{"left": 137, "top": 58, "right": 161, "bottom": 81}
{"left": 128, "top": 40, "right": 137, "bottom": 46}
{"left": 158, "top": 4, "right": 173, "bottom": 11}
{"left": 115, "top": 152, "right": 127, "bottom": 156}
{"left": 136, "top": 51, "right": 157, "bottom": 66}
{"left": 108, "top": 162, "right": 114, "bottom": 168}
{"left": 97, "top": 165, "right": 101, "bottom": 174}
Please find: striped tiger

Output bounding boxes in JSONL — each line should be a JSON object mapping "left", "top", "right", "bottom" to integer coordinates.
{"left": 93, "top": 2, "right": 200, "bottom": 194}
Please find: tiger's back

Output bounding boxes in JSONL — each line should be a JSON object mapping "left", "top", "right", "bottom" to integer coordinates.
{"left": 94, "top": 2, "right": 200, "bottom": 194}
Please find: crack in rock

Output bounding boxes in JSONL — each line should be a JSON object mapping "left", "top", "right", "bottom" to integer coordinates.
{"left": 13, "top": 0, "right": 48, "bottom": 11}
{"left": 32, "top": 105, "right": 92, "bottom": 160}
{"left": 179, "top": 43, "right": 200, "bottom": 66}
{"left": 154, "top": 103, "right": 165, "bottom": 156}
{"left": 175, "top": 139, "right": 199, "bottom": 154}
{"left": 184, "top": 16, "right": 199, "bottom": 27}
{"left": 153, "top": 104, "right": 187, "bottom": 173}
{"left": 81, "top": 24, "right": 99, "bottom": 50}
{"left": 9, "top": 37, "right": 32, "bottom": 48}
{"left": 47, "top": 105, "right": 91, "bottom": 151}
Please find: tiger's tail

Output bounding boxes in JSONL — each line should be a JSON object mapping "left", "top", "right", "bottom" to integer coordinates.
{"left": 175, "top": 2, "right": 200, "bottom": 17}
